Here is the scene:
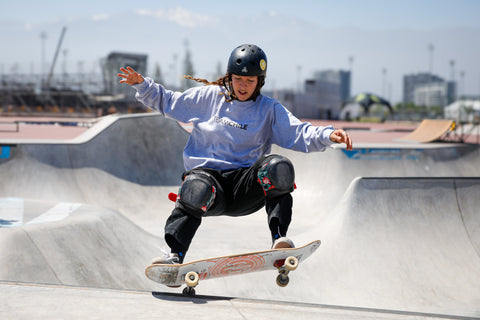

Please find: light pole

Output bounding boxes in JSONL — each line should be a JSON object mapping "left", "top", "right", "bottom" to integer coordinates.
{"left": 382, "top": 67, "right": 387, "bottom": 98}
{"left": 40, "top": 31, "right": 47, "bottom": 91}
{"left": 427, "top": 43, "right": 435, "bottom": 108}
{"left": 349, "top": 56, "right": 354, "bottom": 97}
{"left": 450, "top": 59, "right": 456, "bottom": 102}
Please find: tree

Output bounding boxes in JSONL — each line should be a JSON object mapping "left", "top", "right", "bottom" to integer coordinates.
{"left": 181, "top": 42, "right": 195, "bottom": 91}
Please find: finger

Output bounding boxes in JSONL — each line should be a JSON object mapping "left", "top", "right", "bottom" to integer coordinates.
{"left": 126, "top": 66, "right": 135, "bottom": 73}
{"left": 331, "top": 132, "right": 339, "bottom": 143}
{"left": 346, "top": 135, "right": 353, "bottom": 150}
{"left": 119, "top": 67, "right": 129, "bottom": 73}
{"left": 337, "top": 130, "right": 347, "bottom": 142}
{"left": 117, "top": 73, "right": 127, "bottom": 78}
{"left": 338, "top": 130, "right": 351, "bottom": 149}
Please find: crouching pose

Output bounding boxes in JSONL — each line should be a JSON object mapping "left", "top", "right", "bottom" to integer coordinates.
{"left": 118, "top": 44, "right": 353, "bottom": 264}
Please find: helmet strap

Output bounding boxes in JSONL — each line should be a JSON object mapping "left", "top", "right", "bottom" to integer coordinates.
{"left": 222, "top": 74, "right": 236, "bottom": 101}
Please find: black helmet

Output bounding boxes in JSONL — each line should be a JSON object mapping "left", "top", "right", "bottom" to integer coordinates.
{"left": 227, "top": 44, "right": 267, "bottom": 77}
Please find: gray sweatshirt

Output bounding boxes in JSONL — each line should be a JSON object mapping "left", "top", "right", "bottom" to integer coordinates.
{"left": 133, "top": 77, "right": 335, "bottom": 171}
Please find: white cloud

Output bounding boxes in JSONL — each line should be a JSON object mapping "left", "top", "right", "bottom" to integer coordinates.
{"left": 268, "top": 11, "right": 277, "bottom": 17}
{"left": 92, "top": 14, "right": 109, "bottom": 22}
{"left": 135, "top": 6, "right": 217, "bottom": 28}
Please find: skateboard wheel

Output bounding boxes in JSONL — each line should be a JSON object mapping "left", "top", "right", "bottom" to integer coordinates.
{"left": 185, "top": 271, "right": 199, "bottom": 287}
{"left": 276, "top": 274, "right": 289, "bottom": 287}
{"left": 284, "top": 256, "right": 298, "bottom": 271}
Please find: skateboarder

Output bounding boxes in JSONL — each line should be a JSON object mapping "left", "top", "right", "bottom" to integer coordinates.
{"left": 118, "top": 44, "right": 353, "bottom": 265}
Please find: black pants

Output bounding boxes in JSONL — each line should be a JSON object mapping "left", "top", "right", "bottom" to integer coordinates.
{"left": 164, "top": 154, "right": 294, "bottom": 261}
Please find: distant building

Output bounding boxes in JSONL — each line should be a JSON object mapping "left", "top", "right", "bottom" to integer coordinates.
{"left": 102, "top": 52, "right": 148, "bottom": 99}
{"left": 264, "top": 69, "right": 351, "bottom": 120}
{"left": 273, "top": 69, "right": 350, "bottom": 119}
{"left": 312, "top": 70, "right": 351, "bottom": 102}
{"left": 414, "top": 81, "right": 456, "bottom": 107}
{"left": 271, "top": 87, "right": 336, "bottom": 119}
{"left": 303, "top": 78, "right": 341, "bottom": 118}
{"left": 403, "top": 72, "right": 456, "bottom": 106}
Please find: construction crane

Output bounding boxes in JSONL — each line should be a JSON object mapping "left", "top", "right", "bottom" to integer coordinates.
{"left": 44, "top": 26, "right": 67, "bottom": 90}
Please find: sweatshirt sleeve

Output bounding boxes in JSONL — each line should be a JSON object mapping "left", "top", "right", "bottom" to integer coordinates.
{"left": 132, "top": 77, "right": 208, "bottom": 123}
{"left": 270, "top": 103, "right": 335, "bottom": 152}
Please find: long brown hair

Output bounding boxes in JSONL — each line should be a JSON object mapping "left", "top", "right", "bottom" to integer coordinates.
{"left": 184, "top": 74, "right": 265, "bottom": 102}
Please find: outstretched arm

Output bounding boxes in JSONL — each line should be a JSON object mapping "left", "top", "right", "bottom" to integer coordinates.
{"left": 330, "top": 129, "right": 353, "bottom": 150}
{"left": 118, "top": 66, "right": 144, "bottom": 85}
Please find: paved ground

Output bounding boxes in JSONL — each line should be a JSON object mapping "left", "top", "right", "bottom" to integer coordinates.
{"left": 3, "top": 281, "right": 477, "bottom": 320}
{"left": 1, "top": 113, "right": 479, "bottom": 319}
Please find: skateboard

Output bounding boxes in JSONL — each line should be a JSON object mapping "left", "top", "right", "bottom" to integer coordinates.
{"left": 145, "top": 240, "right": 321, "bottom": 295}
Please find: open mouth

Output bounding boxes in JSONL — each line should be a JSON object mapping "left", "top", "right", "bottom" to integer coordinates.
{"left": 237, "top": 90, "right": 248, "bottom": 98}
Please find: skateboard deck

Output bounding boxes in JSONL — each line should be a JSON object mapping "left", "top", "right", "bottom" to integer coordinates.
{"left": 145, "top": 240, "right": 321, "bottom": 295}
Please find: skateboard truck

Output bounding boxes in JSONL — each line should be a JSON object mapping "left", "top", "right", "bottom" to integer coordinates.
{"left": 183, "top": 271, "right": 200, "bottom": 296}
{"left": 275, "top": 256, "right": 298, "bottom": 287}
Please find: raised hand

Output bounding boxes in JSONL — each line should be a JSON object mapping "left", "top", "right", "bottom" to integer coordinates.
{"left": 118, "top": 66, "right": 144, "bottom": 85}
{"left": 330, "top": 129, "right": 353, "bottom": 151}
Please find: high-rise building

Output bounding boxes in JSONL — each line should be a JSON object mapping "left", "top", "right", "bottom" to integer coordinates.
{"left": 414, "top": 81, "right": 457, "bottom": 107}
{"left": 403, "top": 73, "right": 455, "bottom": 106}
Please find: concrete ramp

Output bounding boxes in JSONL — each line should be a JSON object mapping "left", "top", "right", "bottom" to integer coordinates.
{"left": 0, "top": 113, "right": 188, "bottom": 186}
{"left": 0, "top": 199, "right": 163, "bottom": 290}
{"left": 179, "top": 177, "right": 480, "bottom": 317}
{"left": 312, "top": 177, "right": 480, "bottom": 316}
{"left": 0, "top": 114, "right": 188, "bottom": 234}
{"left": 1, "top": 178, "right": 479, "bottom": 318}
{"left": 277, "top": 143, "right": 480, "bottom": 219}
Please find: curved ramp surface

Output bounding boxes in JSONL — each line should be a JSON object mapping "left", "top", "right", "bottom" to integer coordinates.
{"left": 312, "top": 177, "right": 480, "bottom": 316}
{"left": 0, "top": 113, "right": 188, "bottom": 186}
{"left": 181, "top": 177, "right": 480, "bottom": 318}
{"left": 0, "top": 199, "right": 163, "bottom": 290}
{"left": 0, "top": 114, "right": 188, "bottom": 234}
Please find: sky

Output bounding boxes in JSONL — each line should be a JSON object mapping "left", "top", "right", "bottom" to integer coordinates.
{"left": 1, "top": 0, "right": 480, "bottom": 103}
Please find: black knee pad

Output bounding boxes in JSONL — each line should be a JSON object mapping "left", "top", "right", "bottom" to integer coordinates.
{"left": 257, "top": 155, "right": 295, "bottom": 198}
{"left": 177, "top": 173, "right": 216, "bottom": 215}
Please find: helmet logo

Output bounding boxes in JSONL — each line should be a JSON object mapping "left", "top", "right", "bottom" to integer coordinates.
{"left": 241, "top": 67, "right": 248, "bottom": 73}
{"left": 260, "top": 59, "right": 266, "bottom": 71}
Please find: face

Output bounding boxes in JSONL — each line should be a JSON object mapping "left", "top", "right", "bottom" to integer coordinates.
{"left": 231, "top": 75, "right": 258, "bottom": 101}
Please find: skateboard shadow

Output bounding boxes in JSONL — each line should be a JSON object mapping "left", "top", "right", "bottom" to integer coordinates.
{"left": 151, "top": 291, "right": 233, "bottom": 305}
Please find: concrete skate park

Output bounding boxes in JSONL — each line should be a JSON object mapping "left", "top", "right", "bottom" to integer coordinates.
{"left": 1, "top": 113, "right": 479, "bottom": 319}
